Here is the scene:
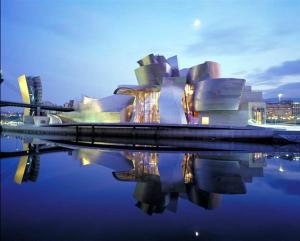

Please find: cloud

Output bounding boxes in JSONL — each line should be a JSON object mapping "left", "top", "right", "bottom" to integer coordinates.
{"left": 252, "top": 59, "right": 300, "bottom": 81}
{"left": 247, "top": 59, "right": 300, "bottom": 92}
{"left": 263, "top": 82, "right": 300, "bottom": 99}
{"left": 3, "top": 2, "right": 105, "bottom": 44}
{"left": 186, "top": 19, "right": 300, "bottom": 57}
{"left": 186, "top": 25, "right": 277, "bottom": 56}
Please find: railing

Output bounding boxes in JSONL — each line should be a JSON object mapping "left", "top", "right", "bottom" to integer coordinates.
{"left": 0, "top": 100, "right": 74, "bottom": 112}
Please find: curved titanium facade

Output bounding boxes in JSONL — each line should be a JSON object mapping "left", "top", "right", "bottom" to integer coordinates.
{"left": 135, "top": 63, "right": 171, "bottom": 86}
{"left": 193, "top": 78, "right": 246, "bottom": 111}
{"left": 18, "top": 53, "right": 263, "bottom": 126}
{"left": 114, "top": 85, "right": 159, "bottom": 95}
{"left": 159, "top": 77, "right": 187, "bottom": 124}
{"left": 114, "top": 85, "right": 160, "bottom": 123}
{"left": 187, "top": 61, "right": 220, "bottom": 84}
{"left": 137, "top": 54, "right": 157, "bottom": 66}
{"left": 135, "top": 53, "right": 173, "bottom": 86}
{"left": 18, "top": 75, "right": 43, "bottom": 117}
{"left": 59, "top": 95, "right": 135, "bottom": 123}
{"left": 81, "top": 95, "right": 134, "bottom": 112}
{"left": 167, "top": 55, "right": 180, "bottom": 77}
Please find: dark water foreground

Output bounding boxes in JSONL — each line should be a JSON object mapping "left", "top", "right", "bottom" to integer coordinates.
{"left": 1, "top": 135, "right": 300, "bottom": 241}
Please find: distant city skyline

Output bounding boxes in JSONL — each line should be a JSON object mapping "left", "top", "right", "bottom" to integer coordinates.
{"left": 1, "top": 0, "right": 300, "bottom": 104}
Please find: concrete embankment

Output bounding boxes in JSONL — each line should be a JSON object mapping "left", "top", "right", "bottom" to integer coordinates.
{"left": 2, "top": 123, "right": 299, "bottom": 144}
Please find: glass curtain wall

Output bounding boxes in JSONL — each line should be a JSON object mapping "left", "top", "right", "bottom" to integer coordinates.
{"left": 132, "top": 91, "right": 160, "bottom": 123}
{"left": 182, "top": 84, "right": 199, "bottom": 124}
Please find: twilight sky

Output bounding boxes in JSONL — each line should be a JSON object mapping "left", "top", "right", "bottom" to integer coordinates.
{"left": 1, "top": 0, "right": 300, "bottom": 104}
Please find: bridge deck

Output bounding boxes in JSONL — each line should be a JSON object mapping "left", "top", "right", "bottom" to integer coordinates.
{"left": 0, "top": 100, "right": 74, "bottom": 112}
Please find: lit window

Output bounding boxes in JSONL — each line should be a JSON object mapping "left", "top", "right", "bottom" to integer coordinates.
{"left": 202, "top": 116, "right": 209, "bottom": 125}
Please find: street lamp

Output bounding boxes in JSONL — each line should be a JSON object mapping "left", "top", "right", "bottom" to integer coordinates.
{"left": 278, "top": 93, "right": 283, "bottom": 103}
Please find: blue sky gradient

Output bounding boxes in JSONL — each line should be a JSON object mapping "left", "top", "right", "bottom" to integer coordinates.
{"left": 1, "top": 0, "right": 300, "bottom": 104}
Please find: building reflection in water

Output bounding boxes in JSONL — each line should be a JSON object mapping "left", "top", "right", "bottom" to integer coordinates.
{"left": 73, "top": 148, "right": 267, "bottom": 215}
{"left": 14, "top": 143, "right": 40, "bottom": 184}
{"left": 13, "top": 144, "right": 300, "bottom": 215}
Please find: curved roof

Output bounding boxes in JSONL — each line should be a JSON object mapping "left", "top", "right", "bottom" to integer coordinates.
{"left": 81, "top": 94, "right": 135, "bottom": 112}
{"left": 114, "top": 85, "right": 160, "bottom": 95}
{"left": 159, "top": 77, "right": 187, "bottom": 124}
{"left": 135, "top": 63, "right": 172, "bottom": 86}
{"left": 187, "top": 61, "right": 220, "bottom": 84}
{"left": 193, "top": 78, "right": 245, "bottom": 111}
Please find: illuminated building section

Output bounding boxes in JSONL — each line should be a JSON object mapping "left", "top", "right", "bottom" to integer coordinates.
{"left": 18, "top": 75, "right": 42, "bottom": 119}
{"left": 292, "top": 102, "right": 300, "bottom": 118}
{"left": 114, "top": 85, "right": 160, "bottom": 123}
{"left": 58, "top": 94, "right": 135, "bottom": 123}
{"left": 131, "top": 91, "right": 160, "bottom": 123}
{"left": 17, "top": 54, "right": 266, "bottom": 126}
{"left": 266, "top": 100, "right": 300, "bottom": 124}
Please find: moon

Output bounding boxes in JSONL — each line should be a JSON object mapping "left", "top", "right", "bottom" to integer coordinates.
{"left": 193, "top": 18, "right": 201, "bottom": 29}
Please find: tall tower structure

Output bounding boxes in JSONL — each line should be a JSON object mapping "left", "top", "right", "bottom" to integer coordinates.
{"left": 18, "top": 75, "right": 43, "bottom": 117}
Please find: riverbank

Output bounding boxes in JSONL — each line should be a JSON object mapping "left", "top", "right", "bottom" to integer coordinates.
{"left": 2, "top": 123, "right": 300, "bottom": 144}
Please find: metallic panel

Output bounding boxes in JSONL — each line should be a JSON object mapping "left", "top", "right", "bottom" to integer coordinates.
{"left": 18, "top": 75, "right": 31, "bottom": 104}
{"left": 59, "top": 110, "right": 122, "bottom": 123}
{"left": 18, "top": 75, "right": 43, "bottom": 116}
{"left": 114, "top": 85, "right": 160, "bottom": 95}
{"left": 58, "top": 94, "right": 134, "bottom": 123}
{"left": 187, "top": 61, "right": 220, "bottom": 84}
{"left": 159, "top": 77, "right": 187, "bottom": 124}
{"left": 194, "top": 78, "right": 245, "bottom": 111}
{"left": 137, "top": 54, "right": 169, "bottom": 66}
{"left": 30, "top": 76, "right": 43, "bottom": 104}
{"left": 167, "top": 55, "right": 179, "bottom": 70}
{"left": 137, "top": 54, "right": 157, "bottom": 66}
{"left": 167, "top": 55, "right": 180, "bottom": 77}
{"left": 82, "top": 94, "right": 134, "bottom": 112}
{"left": 18, "top": 75, "right": 31, "bottom": 116}
{"left": 135, "top": 63, "right": 171, "bottom": 86}
{"left": 240, "top": 86, "right": 264, "bottom": 104}
{"left": 179, "top": 68, "right": 189, "bottom": 77}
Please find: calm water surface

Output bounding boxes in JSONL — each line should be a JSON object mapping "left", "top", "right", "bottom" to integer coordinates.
{"left": 1, "top": 136, "right": 300, "bottom": 241}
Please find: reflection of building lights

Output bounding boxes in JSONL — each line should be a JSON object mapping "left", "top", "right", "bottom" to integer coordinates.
{"left": 81, "top": 157, "right": 91, "bottom": 166}
{"left": 195, "top": 231, "right": 199, "bottom": 237}
{"left": 201, "top": 116, "right": 209, "bottom": 125}
{"left": 278, "top": 165, "right": 285, "bottom": 172}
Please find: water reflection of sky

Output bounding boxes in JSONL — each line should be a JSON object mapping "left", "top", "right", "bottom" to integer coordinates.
{"left": 1, "top": 136, "right": 300, "bottom": 241}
